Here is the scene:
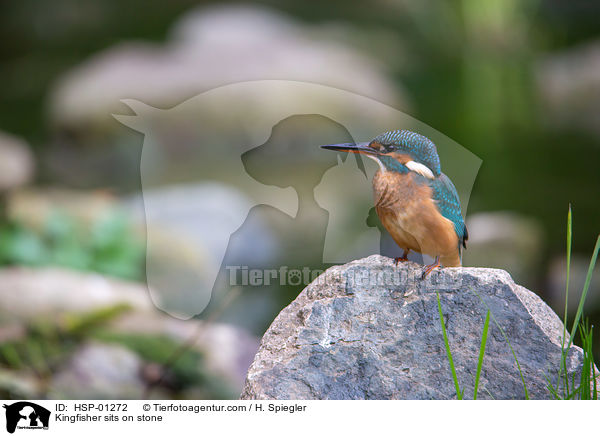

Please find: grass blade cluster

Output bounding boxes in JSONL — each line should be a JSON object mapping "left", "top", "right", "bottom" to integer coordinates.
{"left": 473, "top": 310, "right": 490, "bottom": 400}
{"left": 436, "top": 291, "right": 462, "bottom": 399}
{"left": 552, "top": 206, "right": 599, "bottom": 399}
{"left": 438, "top": 206, "right": 597, "bottom": 399}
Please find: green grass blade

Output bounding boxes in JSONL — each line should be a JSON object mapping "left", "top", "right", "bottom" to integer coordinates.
{"left": 436, "top": 291, "right": 462, "bottom": 399}
{"left": 472, "top": 289, "right": 529, "bottom": 399}
{"left": 550, "top": 208, "right": 598, "bottom": 399}
{"left": 579, "top": 320, "right": 598, "bottom": 400}
{"left": 557, "top": 205, "right": 572, "bottom": 394}
{"left": 564, "top": 205, "right": 572, "bottom": 332}
{"left": 579, "top": 330, "right": 589, "bottom": 399}
{"left": 566, "top": 235, "right": 600, "bottom": 351}
{"left": 474, "top": 310, "right": 490, "bottom": 400}
{"left": 481, "top": 385, "right": 496, "bottom": 400}
{"left": 593, "top": 355, "right": 598, "bottom": 400}
{"left": 544, "top": 373, "right": 561, "bottom": 399}
{"left": 591, "top": 325, "right": 597, "bottom": 400}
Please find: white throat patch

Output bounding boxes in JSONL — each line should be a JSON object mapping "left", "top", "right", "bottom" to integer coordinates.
{"left": 405, "top": 160, "right": 435, "bottom": 179}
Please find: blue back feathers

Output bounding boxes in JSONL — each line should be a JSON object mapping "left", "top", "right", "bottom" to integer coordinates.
{"left": 429, "top": 174, "right": 468, "bottom": 250}
{"left": 371, "top": 130, "right": 441, "bottom": 177}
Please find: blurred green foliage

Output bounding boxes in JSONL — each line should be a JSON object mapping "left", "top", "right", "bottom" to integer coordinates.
{"left": 0, "top": 304, "right": 232, "bottom": 399}
{"left": 0, "top": 211, "right": 145, "bottom": 281}
{"left": 1, "top": 0, "right": 598, "bottom": 253}
{"left": 92, "top": 331, "right": 234, "bottom": 398}
{"left": 0, "top": 305, "right": 131, "bottom": 375}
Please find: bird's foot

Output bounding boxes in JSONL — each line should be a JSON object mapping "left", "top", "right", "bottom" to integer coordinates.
{"left": 394, "top": 256, "right": 408, "bottom": 266}
{"left": 421, "top": 257, "right": 441, "bottom": 279}
{"left": 394, "top": 250, "right": 410, "bottom": 266}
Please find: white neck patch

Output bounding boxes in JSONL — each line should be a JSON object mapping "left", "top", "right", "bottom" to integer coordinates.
{"left": 405, "top": 160, "right": 435, "bottom": 179}
{"left": 366, "top": 154, "right": 386, "bottom": 172}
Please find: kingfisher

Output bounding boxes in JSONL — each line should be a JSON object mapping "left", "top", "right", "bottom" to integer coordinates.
{"left": 321, "top": 130, "right": 468, "bottom": 278}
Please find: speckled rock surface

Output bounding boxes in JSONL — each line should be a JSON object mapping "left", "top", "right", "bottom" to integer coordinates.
{"left": 241, "top": 255, "right": 585, "bottom": 399}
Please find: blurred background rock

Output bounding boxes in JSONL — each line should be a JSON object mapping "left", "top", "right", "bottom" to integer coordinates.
{"left": 0, "top": 0, "right": 599, "bottom": 399}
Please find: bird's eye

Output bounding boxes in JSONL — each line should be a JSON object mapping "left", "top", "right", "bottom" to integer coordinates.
{"left": 368, "top": 142, "right": 395, "bottom": 153}
{"left": 369, "top": 142, "right": 384, "bottom": 152}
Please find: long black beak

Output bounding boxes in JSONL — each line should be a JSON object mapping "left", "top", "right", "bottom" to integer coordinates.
{"left": 320, "top": 142, "right": 376, "bottom": 154}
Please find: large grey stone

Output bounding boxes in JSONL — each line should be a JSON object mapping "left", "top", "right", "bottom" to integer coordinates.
{"left": 242, "top": 255, "right": 587, "bottom": 400}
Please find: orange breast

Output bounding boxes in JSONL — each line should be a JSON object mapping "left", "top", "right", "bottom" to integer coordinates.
{"left": 372, "top": 170, "right": 461, "bottom": 267}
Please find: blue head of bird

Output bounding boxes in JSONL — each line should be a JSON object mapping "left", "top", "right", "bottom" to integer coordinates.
{"left": 321, "top": 130, "right": 441, "bottom": 180}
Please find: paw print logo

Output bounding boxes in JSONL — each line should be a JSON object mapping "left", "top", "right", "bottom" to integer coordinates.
{"left": 287, "top": 269, "right": 302, "bottom": 286}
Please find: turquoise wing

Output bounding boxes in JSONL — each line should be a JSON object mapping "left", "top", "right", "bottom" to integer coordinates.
{"left": 429, "top": 173, "right": 468, "bottom": 250}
